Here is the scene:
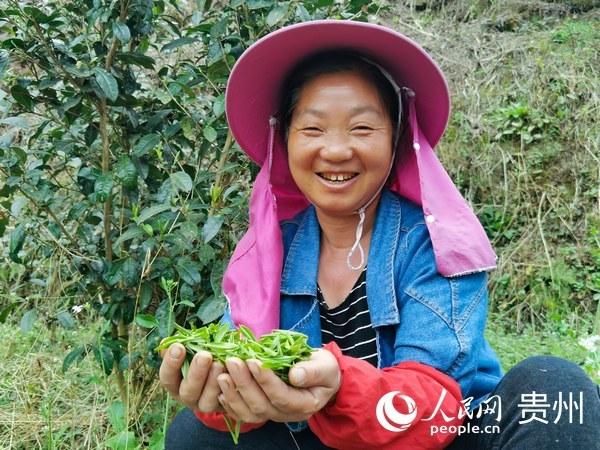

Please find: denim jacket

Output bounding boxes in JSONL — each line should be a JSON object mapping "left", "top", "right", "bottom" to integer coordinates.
{"left": 277, "top": 189, "right": 502, "bottom": 408}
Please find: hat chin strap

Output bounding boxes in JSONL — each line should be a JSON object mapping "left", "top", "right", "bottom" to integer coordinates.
{"left": 345, "top": 150, "right": 394, "bottom": 270}
{"left": 346, "top": 62, "right": 407, "bottom": 271}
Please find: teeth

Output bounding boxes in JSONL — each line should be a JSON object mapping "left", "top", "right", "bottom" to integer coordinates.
{"left": 320, "top": 172, "right": 356, "bottom": 182}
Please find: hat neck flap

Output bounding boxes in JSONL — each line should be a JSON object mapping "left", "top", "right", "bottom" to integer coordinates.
{"left": 221, "top": 117, "right": 282, "bottom": 337}
{"left": 399, "top": 93, "right": 497, "bottom": 277}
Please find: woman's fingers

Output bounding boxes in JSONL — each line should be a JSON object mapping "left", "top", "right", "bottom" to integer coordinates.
{"left": 178, "top": 351, "right": 213, "bottom": 409}
{"left": 196, "top": 359, "right": 226, "bottom": 413}
{"left": 246, "top": 360, "right": 297, "bottom": 410}
{"left": 159, "top": 344, "right": 186, "bottom": 399}
{"left": 159, "top": 347, "right": 339, "bottom": 420}
{"left": 288, "top": 349, "right": 341, "bottom": 391}
{"left": 221, "top": 358, "right": 273, "bottom": 422}
{"left": 248, "top": 350, "right": 340, "bottom": 416}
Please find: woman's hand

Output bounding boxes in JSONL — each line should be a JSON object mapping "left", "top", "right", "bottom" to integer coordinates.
{"left": 159, "top": 343, "right": 226, "bottom": 414}
{"left": 216, "top": 349, "right": 341, "bottom": 423}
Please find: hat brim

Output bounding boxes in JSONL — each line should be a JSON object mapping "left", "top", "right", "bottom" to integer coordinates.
{"left": 226, "top": 19, "right": 450, "bottom": 166}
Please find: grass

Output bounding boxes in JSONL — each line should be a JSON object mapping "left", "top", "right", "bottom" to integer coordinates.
{"left": 0, "top": 321, "right": 110, "bottom": 449}
{"left": 486, "top": 315, "right": 600, "bottom": 383}
{"left": 0, "top": 319, "right": 178, "bottom": 450}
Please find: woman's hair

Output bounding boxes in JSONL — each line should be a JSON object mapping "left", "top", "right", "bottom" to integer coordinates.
{"left": 278, "top": 49, "right": 401, "bottom": 142}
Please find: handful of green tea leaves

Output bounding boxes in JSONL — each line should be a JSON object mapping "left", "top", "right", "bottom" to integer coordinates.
{"left": 156, "top": 323, "right": 314, "bottom": 444}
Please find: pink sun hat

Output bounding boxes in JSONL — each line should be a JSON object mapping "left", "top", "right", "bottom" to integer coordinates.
{"left": 222, "top": 20, "right": 497, "bottom": 336}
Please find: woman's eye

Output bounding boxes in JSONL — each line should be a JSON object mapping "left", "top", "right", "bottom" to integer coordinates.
{"left": 352, "top": 126, "right": 374, "bottom": 132}
{"left": 300, "top": 127, "right": 323, "bottom": 135}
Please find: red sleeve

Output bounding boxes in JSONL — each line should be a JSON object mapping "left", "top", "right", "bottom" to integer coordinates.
{"left": 194, "top": 411, "right": 266, "bottom": 433}
{"left": 308, "top": 342, "right": 465, "bottom": 449}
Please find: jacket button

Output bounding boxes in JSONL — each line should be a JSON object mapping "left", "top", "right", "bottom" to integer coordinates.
{"left": 425, "top": 214, "right": 436, "bottom": 224}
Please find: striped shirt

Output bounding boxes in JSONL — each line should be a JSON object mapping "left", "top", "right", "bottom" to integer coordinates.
{"left": 317, "top": 266, "right": 379, "bottom": 367}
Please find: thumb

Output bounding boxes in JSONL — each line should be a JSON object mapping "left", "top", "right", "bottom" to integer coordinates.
{"left": 289, "top": 366, "right": 309, "bottom": 387}
{"left": 289, "top": 350, "right": 338, "bottom": 388}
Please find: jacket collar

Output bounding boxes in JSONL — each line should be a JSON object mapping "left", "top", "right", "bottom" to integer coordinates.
{"left": 280, "top": 202, "right": 321, "bottom": 296}
{"left": 280, "top": 190, "right": 401, "bottom": 325}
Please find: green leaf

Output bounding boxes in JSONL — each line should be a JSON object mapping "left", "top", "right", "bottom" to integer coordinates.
{"left": 156, "top": 299, "right": 175, "bottom": 338}
{"left": 136, "top": 204, "right": 171, "bottom": 224}
{"left": 121, "top": 258, "right": 140, "bottom": 287}
{"left": 295, "top": 4, "right": 310, "bottom": 21}
{"left": 93, "top": 67, "right": 119, "bottom": 102}
{"left": 112, "top": 226, "right": 145, "bottom": 253}
{"left": 64, "top": 64, "right": 93, "bottom": 78}
{"left": 135, "top": 314, "right": 158, "bottom": 328}
{"left": 203, "top": 125, "right": 217, "bottom": 143}
{"left": 206, "top": 40, "right": 224, "bottom": 66}
{"left": 210, "top": 260, "right": 226, "bottom": 297}
{"left": 141, "top": 224, "right": 154, "bottom": 236}
{"left": 84, "top": 122, "right": 99, "bottom": 145}
{"left": 177, "top": 221, "right": 199, "bottom": 243}
{"left": 148, "top": 430, "right": 164, "bottom": 450}
{"left": 105, "top": 431, "right": 139, "bottom": 450}
{"left": 23, "top": 6, "right": 52, "bottom": 23}
{"left": 57, "top": 311, "right": 76, "bottom": 329}
{"left": 107, "top": 401, "right": 127, "bottom": 432}
{"left": 132, "top": 133, "right": 160, "bottom": 157}
{"left": 161, "top": 37, "right": 199, "bottom": 52}
{"left": 28, "top": 120, "right": 49, "bottom": 147}
{"left": 62, "top": 345, "right": 87, "bottom": 373}
{"left": 212, "top": 94, "right": 225, "bottom": 117}
{"left": 115, "top": 52, "right": 155, "bottom": 69}
{"left": 197, "top": 295, "right": 227, "bottom": 324}
{"left": 0, "top": 51, "right": 9, "bottom": 79}
{"left": 266, "top": 3, "right": 289, "bottom": 27}
{"left": 170, "top": 171, "right": 193, "bottom": 193}
{"left": 11, "top": 196, "right": 27, "bottom": 217}
{"left": 247, "top": 0, "right": 274, "bottom": 10}
{"left": 209, "top": 17, "right": 228, "bottom": 37}
{"left": 113, "top": 21, "right": 131, "bottom": 43}
{"left": 93, "top": 345, "right": 114, "bottom": 376}
{"left": 0, "top": 215, "right": 8, "bottom": 238}
{"left": 114, "top": 156, "right": 137, "bottom": 188}
{"left": 0, "top": 116, "right": 30, "bottom": 128}
{"left": 9, "top": 223, "right": 26, "bottom": 263}
{"left": 202, "top": 215, "right": 224, "bottom": 243}
{"left": 20, "top": 309, "right": 38, "bottom": 333}
{"left": 176, "top": 257, "right": 202, "bottom": 286}
{"left": 1, "top": 38, "right": 25, "bottom": 50}
{"left": 94, "top": 174, "right": 113, "bottom": 202}
{"left": 10, "top": 85, "right": 33, "bottom": 110}
{"left": 104, "top": 261, "right": 123, "bottom": 286}
{"left": 139, "top": 282, "right": 153, "bottom": 311}
{"left": 0, "top": 303, "right": 18, "bottom": 323}
{"left": 177, "top": 299, "right": 195, "bottom": 308}
{"left": 61, "top": 95, "right": 82, "bottom": 113}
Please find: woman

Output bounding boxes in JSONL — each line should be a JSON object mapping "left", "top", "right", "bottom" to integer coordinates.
{"left": 160, "top": 20, "right": 600, "bottom": 449}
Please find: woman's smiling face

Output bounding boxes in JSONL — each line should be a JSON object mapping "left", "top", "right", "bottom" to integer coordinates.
{"left": 287, "top": 70, "right": 394, "bottom": 217}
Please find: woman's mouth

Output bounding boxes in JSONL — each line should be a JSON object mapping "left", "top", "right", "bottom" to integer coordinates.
{"left": 316, "top": 172, "right": 359, "bottom": 183}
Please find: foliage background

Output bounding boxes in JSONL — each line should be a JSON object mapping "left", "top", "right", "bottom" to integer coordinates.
{"left": 0, "top": 0, "right": 599, "bottom": 448}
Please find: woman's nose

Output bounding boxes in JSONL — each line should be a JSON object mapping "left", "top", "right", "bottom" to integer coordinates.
{"left": 319, "top": 135, "right": 353, "bottom": 161}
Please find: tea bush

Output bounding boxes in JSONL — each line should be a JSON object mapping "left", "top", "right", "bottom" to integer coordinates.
{"left": 0, "top": 0, "right": 385, "bottom": 411}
